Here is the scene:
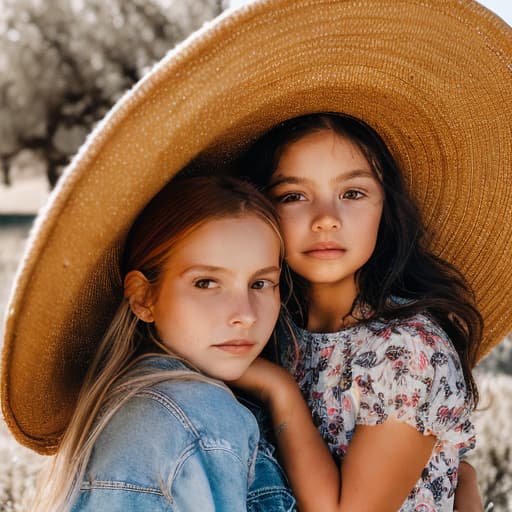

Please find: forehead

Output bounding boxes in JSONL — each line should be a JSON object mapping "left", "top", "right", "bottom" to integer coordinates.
{"left": 168, "top": 215, "right": 281, "bottom": 265}
{"left": 272, "top": 130, "right": 380, "bottom": 187}
{"left": 278, "top": 130, "right": 370, "bottom": 168}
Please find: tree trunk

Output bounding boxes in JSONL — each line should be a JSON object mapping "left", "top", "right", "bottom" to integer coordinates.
{"left": 1, "top": 156, "right": 11, "bottom": 186}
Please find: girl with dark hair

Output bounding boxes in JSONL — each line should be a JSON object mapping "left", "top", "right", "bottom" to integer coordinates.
{"left": 235, "top": 113, "right": 483, "bottom": 511}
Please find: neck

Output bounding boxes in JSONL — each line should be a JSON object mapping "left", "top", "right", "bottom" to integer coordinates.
{"left": 306, "top": 279, "right": 358, "bottom": 333}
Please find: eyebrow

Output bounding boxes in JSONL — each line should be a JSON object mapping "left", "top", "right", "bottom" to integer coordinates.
{"left": 181, "top": 265, "right": 281, "bottom": 277}
{"left": 268, "top": 169, "right": 376, "bottom": 189}
{"left": 253, "top": 266, "right": 281, "bottom": 277}
{"left": 181, "top": 265, "right": 228, "bottom": 276}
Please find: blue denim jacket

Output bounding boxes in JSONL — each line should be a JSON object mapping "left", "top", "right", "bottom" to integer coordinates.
{"left": 71, "top": 356, "right": 295, "bottom": 511}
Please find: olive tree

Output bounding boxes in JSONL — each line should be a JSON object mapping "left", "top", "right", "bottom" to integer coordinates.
{"left": 0, "top": 0, "right": 224, "bottom": 187}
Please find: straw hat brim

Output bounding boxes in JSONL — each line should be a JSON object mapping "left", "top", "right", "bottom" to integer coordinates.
{"left": 2, "top": 0, "right": 512, "bottom": 454}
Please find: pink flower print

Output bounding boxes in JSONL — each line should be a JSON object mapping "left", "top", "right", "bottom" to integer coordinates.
{"left": 328, "top": 364, "right": 341, "bottom": 378}
{"left": 437, "top": 405, "right": 449, "bottom": 417}
{"left": 414, "top": 503, "right": 435, "bottom": 512}
{"left": 342, "top": 395, "right": 352, "bottom": 412}
{"left": 355, "top": 374, "right": 374, "bottom": 395}
{"left": 381, "top": 328, "right": 392, "bottom": 340}
{"left": 436, "top": 405, "right": 453, "bottom": 425}
{"left": 423, "top": 334, "right": 437, "bottom": 348}
{"left": 393, "top": 359, "right": 404, "bottom": 370}
{"left": 320, "top": 346, "right": 334, "bottom": 358}
{"left": 328, "top": 407, "right": 337, "bottom": 417}
{"left": 323, "top": 364, "right": 342, "bottom": 387}
{"left": 395, "top": 393, "right": 408, "bottom": 408}
{"left": 452, "top": 406, "right": 464, "bottom": 418}
{"left": 418, "top": 351, "right": 428, "bottom": 371}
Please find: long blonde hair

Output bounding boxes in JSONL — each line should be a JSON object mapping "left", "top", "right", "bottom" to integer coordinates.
{"left": 31, "top": 175, "right": 283, "bottom": 511}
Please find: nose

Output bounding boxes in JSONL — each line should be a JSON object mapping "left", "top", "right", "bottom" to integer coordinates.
{"left": 228, "top": 291, "right": 257, "bottom": 328}
{"left": 312, "top": 203, "right": 341, "bottom": 232}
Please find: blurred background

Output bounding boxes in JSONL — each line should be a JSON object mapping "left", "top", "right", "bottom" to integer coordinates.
{"left": 1, "top": 0, "right": 511, "bottom": 510}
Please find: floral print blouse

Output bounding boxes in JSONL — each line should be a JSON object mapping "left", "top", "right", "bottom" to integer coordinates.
{"left": 278, "top": 312, "right": 476, "bottom": 512}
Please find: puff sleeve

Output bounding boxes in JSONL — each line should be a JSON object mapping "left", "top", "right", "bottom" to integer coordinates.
{"left": 352, "top": 315, "right": 475, "bottom": 451}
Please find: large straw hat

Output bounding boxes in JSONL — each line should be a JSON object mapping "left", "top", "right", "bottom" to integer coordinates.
{"left": 2, "top": 0, "right": 511, "bottom": 454}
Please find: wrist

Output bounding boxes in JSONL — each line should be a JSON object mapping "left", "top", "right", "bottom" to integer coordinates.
{"left": 255, "top": 363, "right": 294, "bottom": 403}
{"left": 266, "top": 372, "right": 305, "bottom": 426}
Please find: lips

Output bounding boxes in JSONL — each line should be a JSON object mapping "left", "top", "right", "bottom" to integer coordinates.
{"left": 213, "top": 339, "right": 257, "bottom": 354}
{"left": 303, "top": 241, "right": 346, "bottom": 259}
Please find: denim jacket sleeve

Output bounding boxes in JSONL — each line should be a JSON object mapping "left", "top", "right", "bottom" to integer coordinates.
{"left": 72, "top": 378, "right": 260, "bottom": 511}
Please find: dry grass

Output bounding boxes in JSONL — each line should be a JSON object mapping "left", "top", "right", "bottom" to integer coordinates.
{"left": 468, "top": 371, "right": 512, "bottom": 511}
{"left": 0, "top": 418, "right": 43, "bottom": 511}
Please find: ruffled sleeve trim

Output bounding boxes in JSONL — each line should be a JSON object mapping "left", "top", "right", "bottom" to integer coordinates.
{"left": 352, "top": 314, "right": 475, "bottom": 451}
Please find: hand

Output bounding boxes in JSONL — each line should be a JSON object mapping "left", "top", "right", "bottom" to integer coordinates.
{"left": 232, "top": 357, "right": 294, "bottom": 404}
{"left": 453, "top": 461, "right": 484, "bottom": 512}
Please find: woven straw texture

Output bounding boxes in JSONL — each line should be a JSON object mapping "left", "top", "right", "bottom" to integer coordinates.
{"left": 1, "top": 0, "right": 511, "bottom": 453}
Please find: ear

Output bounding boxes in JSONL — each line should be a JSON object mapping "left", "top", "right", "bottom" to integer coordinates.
{"left": 124, "top": 270, "right": 155, "bottom": 323}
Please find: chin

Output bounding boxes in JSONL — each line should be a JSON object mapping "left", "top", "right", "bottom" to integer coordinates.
{"left": 218, "top": 371, "right": 245, "bottom": 382}
{"left": 213, "top": 365, "right": 249, "bottom": 382}
{"left": 304, "top": 273, "right": 346, "bottom": 285}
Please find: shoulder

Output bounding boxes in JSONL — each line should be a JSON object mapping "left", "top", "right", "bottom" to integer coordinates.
{"left": 85, "top": 369, "right": 259, "bottom": 480}
{"left": 356, "top": 313, "right": 461, "bottom": 368}
{"left": 78, "top": 359, "right": 263, "bottom": 508}
{"left": 120, "top": 355, "right": 260, "bottom": 439}
{"left": 77, "top": 383, "right": 258, "bottom": 511}
{"left": 351, "top": 313, "right": 468, "bottom": 403}
{"left": 353, "top": 314, "right": 474, "bottom": 439}
{"left": 150, "top": 377, "right": 259, "bottom": 441}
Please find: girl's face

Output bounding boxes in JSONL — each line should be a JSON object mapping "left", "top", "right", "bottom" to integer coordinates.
{"left": 149, "top": 215, "right": 281, "bottom": 381}
{"left": 268, "top": 129, "right": 384, "bottom": 292}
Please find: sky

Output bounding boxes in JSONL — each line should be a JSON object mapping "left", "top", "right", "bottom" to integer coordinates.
{"left": 229, "top": 0, "right": 512, "bottom": 27}
{"left": 477, "top": 0, "right": 512, "bottom": 26}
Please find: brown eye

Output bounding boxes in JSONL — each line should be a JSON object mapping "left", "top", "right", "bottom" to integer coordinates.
{"left": 251, "top": 280, "right": 276, "bottom": 290}
{"left": 342, "top": 190, "right": 364, "bottom": 200}
{"left": 278, "top": 192, "right": 305, "bottom": 203}
{"left": 194, "top": 279, "right": 216, "bottom": 289}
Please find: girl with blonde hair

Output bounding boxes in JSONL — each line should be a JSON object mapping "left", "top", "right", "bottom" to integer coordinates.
{"left": 31, "top": 175, "right": 295, "bottom": 511}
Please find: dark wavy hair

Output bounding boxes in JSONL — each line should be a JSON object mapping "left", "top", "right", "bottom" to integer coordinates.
{"left": 237, "top": 112, "right": 482, "bottom": 408}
